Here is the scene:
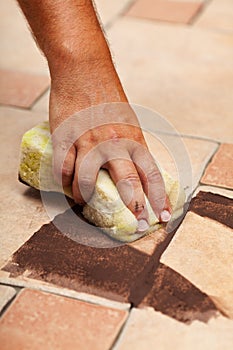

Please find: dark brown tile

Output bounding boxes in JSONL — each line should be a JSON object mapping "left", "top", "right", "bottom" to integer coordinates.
{"left": 189, "top": 191, "right": 233, "bottom": 229}
{"left": 126, "top": 0, "right": 203, "bottom": 24}
{"left": 139, "top": 263, "right": 218, "bottom": 323}
{"left": 0, "top": 69, "right": 50, "bottom": 108}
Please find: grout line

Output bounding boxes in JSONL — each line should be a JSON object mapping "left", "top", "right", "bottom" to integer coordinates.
{"left": 189, "top": 0, "right": 212, "bottom": 26}
{"left": 110, "top": 304, "right": 134, "bottom": 350}
{"left": 105, "top": 0, "right": 137, "bottom": 31}
{"left": 0, "top": 284, "right": 22, "bottom": 319}
{"left": 30, "top": 85, "right": 50, "bottom": 110}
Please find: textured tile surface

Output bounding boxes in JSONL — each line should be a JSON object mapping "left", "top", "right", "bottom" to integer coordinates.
{"left": 0, "top": 289, "right": 127, "bottom": 350}
{"left": 0, "top": 285, "right": 16, "bottom": 313}
{"left": 201, "top": 144, "right": 233, "bottom": 189}
{"left": 127, "top": 0, "right": 203, "bottom": 24}
{"left": 0, "top": 0, "right": 48, "bottom": 74}
{"left": 108, "top": 18, "right": 233, "bottom": 142}
{"left": 114, "top": 308, "right": 233, "bottom": 350}
{"left": 161, "top": 194, "right": 233, "bottom": 318}
{"left": 196, "top": 0, "right": 233, "bottom": 32}
{"left": 0, "top": 69, "right": 50, "bottom": 108}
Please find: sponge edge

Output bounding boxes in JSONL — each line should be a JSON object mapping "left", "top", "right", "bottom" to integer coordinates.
{"left": 19, "top": 121, "right": 186, "bottom": 243}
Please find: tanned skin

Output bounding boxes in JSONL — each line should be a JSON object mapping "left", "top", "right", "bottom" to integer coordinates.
{"left": 17, "top": 0, "right": 171, "bottom": 229}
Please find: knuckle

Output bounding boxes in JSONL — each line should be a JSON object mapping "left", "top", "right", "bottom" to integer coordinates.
{"left": 78, "top": 176, "right": 94, "bottom": 190}
{"left": 147, "top": 167, "right": 162, "bottom": 184}
{"left": 62, "top": 166, "right": 73, "bottom": 178}
{"left": 122, "top": 172, "right": 140, "bottom": 186}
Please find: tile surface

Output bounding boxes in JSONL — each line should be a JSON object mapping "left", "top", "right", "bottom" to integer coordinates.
{"left": 0, "top": 289, "right": 127, "bottom": 350}
{"left": 201, "top": 144, "right": 233, "bottom": 189}
{"left": 161, "top": 200, "right": 233, "bottom": 318}
{"left": 114, "top": 308, "right": 233, "bottom": 350}
{"left": 95, "top": 0, "right": 132, "bottom": 26}
{"left": 0, "top": 285, "right": 16, "bottom": 313}
{"left": 108, "top": 18, "right": 233, "bottom": 142}
{"left": 0, "top": 0, "right": 48, "bottom": 74}
{"left": 127, "top": 0, "right": 203, "bottom": 24}
{"left": 0, "top": 69, "right": 50, "bottom": 108}
{"left": 196, "top": 0, "right": 233, "bottom": 33}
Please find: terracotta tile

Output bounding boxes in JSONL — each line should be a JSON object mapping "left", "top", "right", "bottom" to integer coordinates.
{"left": 201, "top": 144, "right": 233, "bottom": 190}
{"left": 196, "top": 0, "right": 233, "bottom": 33}
{"left": 114, "top": 308, "right": 233, "bottom": 350}
{"left": 127, "top": 0, "right": 203, "bottom": 24}
{"left": 0, "top": 285, "right": 16, "bottom": 313}
{"left": 161, "top": 205, "right": 233, "bottom": 318}
{"left": 108, "top": 18, "right": 233, "bottom": 142}
{"left": 0, "top": 288, "right": 127, "bottom": 350}
{"left": 0, "top": 69, "right": 50, "bottom": 108}
{"left": 0, "top": 1, "right": 48, "bottom": 74}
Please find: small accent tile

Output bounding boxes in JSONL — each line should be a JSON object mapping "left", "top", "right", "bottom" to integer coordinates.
{"left": 0, "top": 288, "right": 127, "bottom": 350}
{"left": 126, "top": 0, "right": 203, "bottom": 24}
{"left": 0, "top": 69, "right": 50, "bottom": 108}
{"left": 201, "top": 144, "right": 233, "bottom": 190}
{"left": 0, "top": 285, "right": 16, "bottom": 313}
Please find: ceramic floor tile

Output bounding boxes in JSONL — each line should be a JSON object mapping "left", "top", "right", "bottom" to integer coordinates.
{"left": 0, "top": 288, "right": 128, "bottom": 350}
{"left": 108, "top": 18, "right": 233, "bottom": 142}
{"left": 161, "top": 191, "right": 233, "bottom": 318}
{"left": 0, "top": 70, "right": 50, "bottom": 108}
{"left": 95, "top": 0, "right": 132, "bottom": 27}
{"left": 127, "top": 0, "right": 203, "bottom": 24}
{"left": 114, "top": 308, "right": 233, "bottom": 350}
{"left": 0, "top": 0, "right": 49, "bottom": 74}
{"left": 195, "top": 0, "right": 233, "bottom": 33}
{"left": 0, "top": 285, "right": 16, "bottom": 313}
{"left": 32, "top": 89, "right": 50, "bottom": 113}
{"left": 201, "top": 144, "right": 233, "bottom": 190}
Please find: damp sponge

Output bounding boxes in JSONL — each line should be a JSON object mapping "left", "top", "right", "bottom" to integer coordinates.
{"left": 19, "top": 121, "right": 185, "bottom": 242}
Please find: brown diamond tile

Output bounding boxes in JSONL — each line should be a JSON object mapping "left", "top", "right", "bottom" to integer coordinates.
{"left": 201, "top": 144, "right": 233, "bottom": 190}
{"left": 0, "top": 69, "right": 50, "bottom": 108}
{"left": 126, "top": 0, "right": 203, "bottom": 24}
{"left": 0, "top": 288, "right": 127, "bottom": 350}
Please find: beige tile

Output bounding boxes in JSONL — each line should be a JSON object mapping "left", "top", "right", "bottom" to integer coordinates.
{"left": 0, "top": 285, "right": 16, "bottom": 313}
{"left": 114, "top": 308, "right": 233, "bottom": 350}
{"left": 161, "top": 211, "right": 233, "bottom": 318}
{"left": 195, "top": 0, "right": 233, "bottom": 33}
{"left": 108, "top": 18, "right": 233, "bottom": 142}
{"left": 201, "top": 144, "right": 233, "bottom": 190}
{"left": 0, "top": 0, "right": 49, "bottom": 74}
{"left": 0, "top": 289, "right": 128, "bottom": 350}
{"left": 194, "top": 185, "right": 233, "bottom": 199}
{"left": 95, "top": 0, "right": 132, "bottom": 26}
{"left": 127, "top": 0, "right": 203, "bottom": 24}
{"left": 0, "top": 69, "right": 50, "bottom": 108}
{"left": 32, "top": 89, "right": 50, "bottom": 113}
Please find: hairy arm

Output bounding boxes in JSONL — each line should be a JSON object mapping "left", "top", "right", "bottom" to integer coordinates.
{"left": 17, "top": 0, "right": 171, "bottom": 227}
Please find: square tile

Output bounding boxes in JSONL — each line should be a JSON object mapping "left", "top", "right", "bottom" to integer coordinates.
{"left": 126, "top": 0, "right": 203, "bottom": 24}
{"left": 114, "top": 308, "right": 233, "bottom": 350}
{"left": 161, "top": 191, "right": 233, "bottom": 318}
{"left": 0, "top": 285, "right": 16, "bottom": 313}
{"left": 0, "top": 69, "right": 50, "bottom": 108}
{"left": 0, "top": 288, "right": 128, "bottom": 350}
{"left": 108, "top": 18, "right": 233, "bottom": 142}
{"left": 201, "top": 144, "right": 233, "bottom": 190}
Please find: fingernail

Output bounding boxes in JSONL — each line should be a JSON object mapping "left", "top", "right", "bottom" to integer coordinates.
{"left": 160, "top": 210, "right": 171, "bottom": 222}
{"left": 137, "top": 219, "right": 149, "bottom": 232}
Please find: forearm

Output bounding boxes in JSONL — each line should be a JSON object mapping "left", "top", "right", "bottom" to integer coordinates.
{"left": 17, "top": 0, "right": 126, "bottom": 102}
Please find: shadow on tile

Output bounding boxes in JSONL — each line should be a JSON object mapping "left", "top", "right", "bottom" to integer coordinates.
{"left": 2, "top": 204, "right": 220, "bottom": 323}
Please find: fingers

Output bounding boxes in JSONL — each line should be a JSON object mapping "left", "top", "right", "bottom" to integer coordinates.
{"left": 105, "top": 158, "right": 150, "bottom": 232}
{"left": 131, "top": 145, "right": 172, "bottom": 223}
{"left": 52, "top": 143, "right": 76, "bottom": 187}
{"left": 72, "top": 149, "right": 103, "bottom": 204}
